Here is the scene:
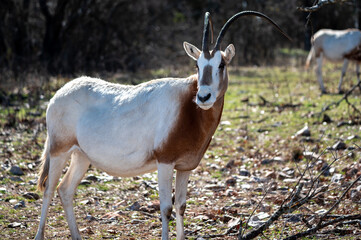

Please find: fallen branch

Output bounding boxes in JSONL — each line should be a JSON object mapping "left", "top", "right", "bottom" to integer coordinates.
{"left": 284, "top": 174, "right": 361, "bottom": 240}
{"left": 247, "top": 95, "right": 301, "bottom": 109}
{"left": 283, "top": 214, "right": 361, "bottom": 240}
{"left": 297, "top": 0, "right": 350, "bottom": 12}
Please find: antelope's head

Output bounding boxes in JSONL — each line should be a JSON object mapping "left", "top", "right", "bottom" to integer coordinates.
{"left": 183, "top": 11, "right": 290, "bottom": 110}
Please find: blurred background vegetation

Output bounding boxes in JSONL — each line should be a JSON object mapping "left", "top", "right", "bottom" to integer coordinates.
{"left": 0, "top": 0, "right": 359, "bottom": 81}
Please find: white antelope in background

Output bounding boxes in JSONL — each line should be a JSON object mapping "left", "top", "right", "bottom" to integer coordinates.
{"left": 305, "top": 28, "right": 361, "bottom": 93}
{"left": 34, "top": 11, "right": 289, "bottom": 240}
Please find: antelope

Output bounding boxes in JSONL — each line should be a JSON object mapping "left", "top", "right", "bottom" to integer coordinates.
{"left": 305, "top": 29, "right": 361, "bottom": 93}
{"left": 34, "top": 11, "right": 289, "bottom": 240}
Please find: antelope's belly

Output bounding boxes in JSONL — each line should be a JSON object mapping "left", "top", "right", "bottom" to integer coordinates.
{"left": 84, "top": 148, "right": 157, "bottom": 177}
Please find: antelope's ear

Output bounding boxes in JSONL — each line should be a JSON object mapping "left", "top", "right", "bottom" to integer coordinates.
{"left": 222, "top": 44, "right": 235, "bottom": 64}
{"left": 183, "top": 42, "right": 201, "bottom": 60}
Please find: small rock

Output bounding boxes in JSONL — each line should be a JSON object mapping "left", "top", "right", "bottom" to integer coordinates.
{"left": 101, "top": 211, "right": 124, "bottom": 220}
{"left": 205, "top": 184, "right": 225, "bottom": 191}
{"left": 320, "top": 162, "right": 331, "bottom": 176}
{"left": 261, "top": 159, "right": 273, "bottom": 165}
{"left": 236, "top": 147, "right": 245, "bottom": 152}
{"left": 86, "top": 175, "right": 99, "bottom": 182}
{"left": 300, "top": 137, "right": 315, "bottom": 143}
{"left": 331, "top": 173, "right": 343, "bottom": 183}
{"left": 278, "top": 172, "right": 291, "bottom": 180}
{"left": 337, "top": 121, "right": 350, "bottom": 127}
{"left": 303, "top": 151, "right": 319, "bottom": 160}
{"left": 84, "top": 214, "right": 96, "bottom": 221}
{"left": 10, "top": 176, "right": 23, "bottom": 182}
{"left": 225, "top": 189, "right": 235, "bottom": 196}
{"left": 14, "top": 200, "right": 25, "bottom": 209}
{"left": 225, "top": 177, "right": 236, "bottom": 187}
{"left": 260, "top": 204, "right": 271, "bottom": 212}
{"left": 225, "top": 160, "right": 235, "bottom": 168}
{"left": 147, "top": 201, "right": 160, "bottom": 211}
{"left": 0, "top": 187, "right": 6, "bottom": 193}
{"left": 131, "top": 219, "right": 143, "bottom": 224}
{"left": 80, "top": 199, "right": 92, "bottom": 205}
{"left": 265, "top": 171, "right": 277, "bottom": 179}
{"left": 269, "top": 182, "right": 278, "bottom": 191}
{"left": 239, "top": 169, "right": 250, "bottom": 177}
{"left": 350, "top": 189, "right": 361, "bottom": 203}
{"left": 346, "top": 168, "right": 358, "bottom": 179}
{"left": 283, "top": 178, "right": 298, "bottom": 183}
{"left": 107, "top": 229, "right": 117, "bottom": 234}
{"left": 220, "top": 215, "right": 233, "bottom": 223}
{"left": 8, "top": 222, "right": 23, "bottom": 228}
{"left": 80, "top": 226, "right": 94, "bottom": 234}
{"left": 9, "top": 166, "right": 24, "bottom": 176}
{"left": 241, "top": 184, "right": 252, "bottom": 190}
{"left": 347, "top": 135, "right": 360, "bottom": 140}
{"left": 286, "top": 214, "right": 301, "bottom": 223}
{"left": 322, "top": 114, "right": 332, "bottom": 123}
{"left": 221, "top": 120, "right": 231, "bottom": 125}
{"left": 80, "top": 180, "right": 92, "bottom": 185}
{"left": 254, "top": 187, "right": 263, "bottom": 192}
{"left": 283, "top": 168, "right": 295, "bottom": 177}
{"left": 292, "top": 148, "right": 304, "bottom": 162}
{"left": 332, "top": 141, "right": 347, "bottom": 150}
{"left": 127, "top": 201, "right": 141, "bottom": 211}
{"left": 295, "top": 125, "right": 311, "bottom": 137}
{"left": 227, "top": 217, "right": 241, "bottom": 228}
{"left": 271, "top": 122, "right": 282, "bottom": 127}
{"left": 315, "top": 209, "right": 327, "bottom": 215}
{"left": 28, "top": 179, "right": 38, "bottom": 185}
{"left": 23, "top": 192, "right": 40, "bottom": 200}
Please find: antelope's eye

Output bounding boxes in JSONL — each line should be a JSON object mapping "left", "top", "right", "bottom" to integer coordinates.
{"left": 219, "top": 63, "right": 225, "bottom": 69}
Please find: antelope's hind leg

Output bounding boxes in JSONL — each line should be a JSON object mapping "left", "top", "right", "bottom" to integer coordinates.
{"left": 356, "top": 63, "right": 361, "bottom": 92}
{"left": 35, "top": 153, "right": 70, "bottom": 240}
{"left": 316, "top": 54, "right": 326, "bottom": 94}
{"left": 338, "top": 59, "right": 349, "bottom": 93}
{"left": 57, "top": 150, "right": 90, "bottom": 240}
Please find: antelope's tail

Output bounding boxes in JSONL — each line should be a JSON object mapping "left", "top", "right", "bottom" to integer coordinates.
{"left": 37, "top": 135, "right": 50, "bottom": 192}
{"left": 305, "top": 46, "right": 314, "bottom": 70}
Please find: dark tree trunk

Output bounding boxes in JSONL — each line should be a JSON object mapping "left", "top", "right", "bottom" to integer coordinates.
{"left": 39, "top": 0, "right": 69, "bottom": 73}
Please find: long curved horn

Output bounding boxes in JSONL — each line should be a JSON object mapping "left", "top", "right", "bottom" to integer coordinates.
{"left": 202, "top": 12, "right": 214, "bottom": 53}
{"left": 213, "top": 11, "right": 291, "bottom": 51}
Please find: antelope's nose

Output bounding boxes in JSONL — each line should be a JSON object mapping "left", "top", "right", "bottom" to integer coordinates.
{"left": 197, "top": 93, "right": 211, "bottom": 103}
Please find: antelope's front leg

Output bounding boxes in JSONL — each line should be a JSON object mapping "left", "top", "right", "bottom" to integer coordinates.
{"left": 157, "top": 163, "right": 175, "bottom": 240}
{"left": 175, "top": 170, "right": 190, "bottom": 240}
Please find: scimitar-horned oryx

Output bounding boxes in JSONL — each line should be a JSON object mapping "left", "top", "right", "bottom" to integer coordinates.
{"left": 34, "top": 11, "right": 289, "bottom": 240}
{"left": 306, "top": 28, "right": 361, "bottom": 93}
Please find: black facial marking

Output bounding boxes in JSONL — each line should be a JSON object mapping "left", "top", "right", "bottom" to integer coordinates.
{"left": 200, "top": 65, "right": 213, "bottom": 86}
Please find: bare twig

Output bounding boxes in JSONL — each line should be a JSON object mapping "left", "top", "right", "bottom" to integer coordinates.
{"left": 239, "top": 184, "right": 272, "bottom": 238}
{"left": 316, "top": 81, "right": 361, "bottom": 117}
{"left": 319, "top": 174, "right": 361, "bottom": 222}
